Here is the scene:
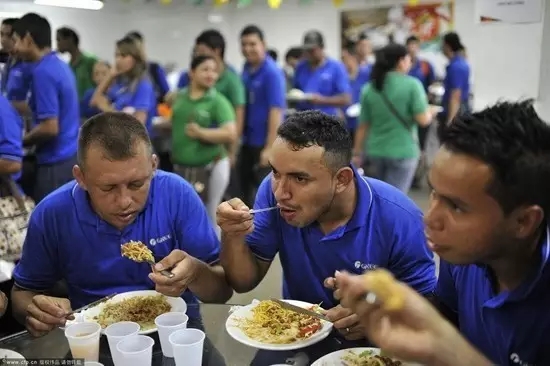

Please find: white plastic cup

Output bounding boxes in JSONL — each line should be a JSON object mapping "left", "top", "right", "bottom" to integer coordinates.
{"left": 155, "top": 312, "right": 189, "bottom": 357}
{"left": 116, "top": 335, "right": 155, "bottom": 366}
{"left": 169, "top": 328, "right": 205, "bottom": 366}
{"left": 104, "top": 321, "right": 141, "bottom": 365}
{"left": 64, "top": 322, "right": 102, "bottom": 362}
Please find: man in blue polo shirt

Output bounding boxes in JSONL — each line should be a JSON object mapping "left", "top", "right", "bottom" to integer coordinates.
{"left": 440, "top": 32, "right": 470, "bottom": 124}
{"left": 11, "top": 112, "right": 233, "bottom": 338}
{"left": 218, "top": 111, "right": 436, "bottom": 342}
{"left": 0, "top": 94, "right": 23, "bottom": 181}
{"left": 13, "top": 13, "right": 79, "bottom": 202}
{"left": 239, "top": 24, "right": 286, "bottom": 207}
{"left": 293, "top": 31, "right": 351, "bottom": 116}
{"left": 426, "top": 101, "right": 550, "bottom": 365}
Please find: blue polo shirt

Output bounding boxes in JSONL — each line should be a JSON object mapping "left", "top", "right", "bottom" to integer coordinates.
{"left": 246, "top": 170, "right": 436, "bottom": 306}
{"left": 408, "top": 59, "right": 435, "bottom": 92}
{"left": 80, "top": 88, "right": 102, "bottom": 119}
{"left": 435, "top": 227, "right": 550, "bottom": 365}
{"left": 12, "top": 171, "right": 220, "bottom": 320}
{"left": 293, "top": 58, "right": 351, "bottom": 116}
{"left": 345, "top": 65, "right": 371, "bottom": 131}
{"left": 0, "top": 95, "right": 23, "bottom": 182}
{"left": 108, "top": 78, "right": 156, "bottom": 135}
{"left": 29, "top": 52, "right": 79, "bottom": 165}
{"left": 242, "top": 57, "right": 286, "bottom": 147}
{"left": 2, "top": 59, "right": 31, "bottom": 101}
{"left": 441, "top": 55, "right": 470, "bottom": 118}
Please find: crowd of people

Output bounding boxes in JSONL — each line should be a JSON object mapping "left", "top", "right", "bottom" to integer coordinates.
{"left": 0, "top": 10, "right": 547, "bottom": 366}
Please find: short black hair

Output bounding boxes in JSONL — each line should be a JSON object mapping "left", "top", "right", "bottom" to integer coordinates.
{"left": 285, "top": 47, "right": 303, "bottom": 61}
{"left": 277, "top": 111, "right": 352, "bottom": 172}
{"left": 406, "top": 35, "right": 419, "bottom": 45}
{"left": 126, "top": 31, "right": 143, "bottom": 42}
{"left": 13, "top": 13, "right": 52, "bottom": 49}
{"left": 1, "top": 18, "right": 18, "bottom": 29}
{"left": 442, "top": 31, "right": 464, "bottom": 53}
{"left": 78, "top": 112, "right": 152, "bottom": 167}
{"left": 267, "top": 49, "right": 278, "bottom": 61}
{"left": 57, "top": 27, "right": 79, "bottom": 47}
{"left": 438, "top": 100, "right": 550, "bottom": 215}
{"left": 195, "top": 29, "right": 226, "bottom": 59}
{"left": 190, "top": 54, "right": 215, "bottom": 70}
{"left": 240, "top": 25, "right": 264, "bottom": 41}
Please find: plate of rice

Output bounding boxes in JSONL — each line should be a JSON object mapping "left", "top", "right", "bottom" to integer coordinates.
{"left": 65, "top": 290, "right": 186, "bottom": 335}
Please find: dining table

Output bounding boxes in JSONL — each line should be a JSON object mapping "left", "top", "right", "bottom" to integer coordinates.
{"left": 0, "top": 303, "right": 370, "bottom": 366}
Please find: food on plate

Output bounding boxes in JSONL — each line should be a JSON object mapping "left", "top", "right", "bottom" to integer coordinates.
{"left": 95, "top": 294, "right": 171, "bottom": 330}
{"left": 121, "top": 240, "right": 155, "bottom": 263}
{"left": 340, "top": 349, "right": 403, "bottom": 366}
{"left": 235, "top": 300, "right": 323, "bottom": 344}
{"left": 287, "top": 88, "right": 306, "bottom": 100}
{"left": 362, "top": 269, "right": 405, "bottom": 311}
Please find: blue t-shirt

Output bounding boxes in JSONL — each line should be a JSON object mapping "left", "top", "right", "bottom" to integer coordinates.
{"left": 345, "top": 65, "right": 371, "bottom": 131}
{"left": 29, "top": 52, "right": 79, "bottom": 164}
{"left": 80, "top": 87, "right": 102, "bottom": 120}
{"left": 435, "top": 227, "right": 550, "bottom": 365}
{"left": 441, "top": 55, "right": 470, "bottom": 118}
{"left": 246, "top": 170, "right": 436, "bottom": 306}
{"left": 108, "top": 78, "right": 156, "bottom": 135}
{"left": 0, "top": 95, "right": 23, "bottom": 182}
{"left": 293, "top": 58, "right": 351, "bottom": 116}
{"left": 12, "top": 171, "right": 220, "bottom": 320}
{"left": 242, "top": 57, "right": 286, "bottom": 147}
{"left": 408, "top": 59, "right": 435, "bottom": 92}
{"left": 2, "top": 60, "right": 31, "bottom": 101}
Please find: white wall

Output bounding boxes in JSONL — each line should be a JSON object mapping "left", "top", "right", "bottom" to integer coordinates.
{"left": 1, "top": 0, "right": 548, "bottom": 117}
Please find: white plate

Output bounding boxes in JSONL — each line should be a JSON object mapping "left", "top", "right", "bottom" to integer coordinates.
{"left": 346, "top": 103, "right": 361, "bottom": 118}
{"left": 429, "top": 104, "right": 444, "bottom": 113}
{"left": 0, "top": 349, "right": 25, "bottom": 360}
{"left": 312, "top": 347, "right": 421, "bottom": 366}
{"left": 226, "top": 299, "right": 333, "bottom": 351}
{"left": 65, "top": 290, "right": 187, "bottom": 335}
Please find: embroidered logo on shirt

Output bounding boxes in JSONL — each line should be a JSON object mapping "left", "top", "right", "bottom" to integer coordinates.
{"left": 149, "top": 234, "right": 171, "bottom": 246}
{"left": 354, "top": 261, "right": 378, "bottom": 271}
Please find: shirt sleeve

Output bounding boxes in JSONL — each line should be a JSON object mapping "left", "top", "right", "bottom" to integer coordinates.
{"left": 0, "top": 102, "right": 23, "bottom": 162}
{"left": 265, "top": 69, "right": 286, "bottom": 109}
{"left": 333, "top": 62, "right": 352, "bottom": 95}
{"left": 226, "top": 73, "right": 246, "bottom": 107}
{"left": 173, "top": 176, "right": 220, "bottom": 265}
{"left": 386, "top": 209, "right": 437, "bottom": 296}
{"left": 215, "top": 94, "right": 236, "bottom": 125}
{"left": 435, "top": 260, "right": 459, "bottom": 313}
{"left": 177, "top": 72, "right": 190, "bottom": 89}
{"left": 12, "top": 207, "right": 62, "bottom": 291}
{"left": 410, "top": 78, "right": 429, "bottom": 115}
{"left": 245, "top": 175, "right": 280, "bottom": 262}
{"left": 130, "top": 79, "right": 154, "bottom": 112}
{"left": 32, "top": 68, "right": 59, "bottom": 121}
{"left": 359, "top": 85, "right": 371, "bottom": 125}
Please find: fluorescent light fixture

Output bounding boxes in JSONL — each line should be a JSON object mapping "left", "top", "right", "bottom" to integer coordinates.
{"left": 33, "top": 0, "right": 104, "bottom": 10}
{"left": 0, "top": 12, "right": 22, "bottom": 18}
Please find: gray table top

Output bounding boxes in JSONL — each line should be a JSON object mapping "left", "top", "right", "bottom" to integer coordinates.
{"left": 0, "top": 303, "right": 367, "bottom": 366}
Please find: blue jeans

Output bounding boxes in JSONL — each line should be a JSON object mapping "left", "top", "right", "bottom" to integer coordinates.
{"left": 369, "top": 156, "right": 419, "bottom": 193}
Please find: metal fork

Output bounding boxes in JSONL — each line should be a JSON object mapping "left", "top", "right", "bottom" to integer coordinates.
{"left": 145, "top": 259, "right": 175, "bottom": 279}
{"left": 249, "top": 206, "right": 278, "bottom": 214}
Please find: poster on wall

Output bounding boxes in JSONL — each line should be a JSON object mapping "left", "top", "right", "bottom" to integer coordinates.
{"left": 476, "top": 0, "right": 543, "bottom": 24}
{"left": 340, "top": 2, "right": 454, "bottom": 77}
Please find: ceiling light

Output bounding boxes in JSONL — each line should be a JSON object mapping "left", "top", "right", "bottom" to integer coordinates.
{"left": 33, "top": 0, "right": 104, "bottom": 11}
{"left": 0, "top": 12, "right": 22, "bottom": 18}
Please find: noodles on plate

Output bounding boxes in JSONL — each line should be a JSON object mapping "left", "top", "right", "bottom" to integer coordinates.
{"left": 339, "top": 349, "right": 403, "bottom": 366}
{"left": 121, "top": 240, "right": 155, "bottom": 263}
{"left": 94, "top": 294, "right": 171, "bottom": 330}
{"left": 234, "top": 300, "right": 323, "bottom": 344}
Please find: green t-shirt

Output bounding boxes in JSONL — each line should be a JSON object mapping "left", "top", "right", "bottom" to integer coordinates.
{"left": 359, "top": 72, "right": 428, "bottom": 159}
{"left": 215, "top": 67, "right": 245, "bottom": 107}
{"left": 71, "top": 52, "right": 97, "bottom": 99}
{"left": 171, "top": 88, "right": 236, "bottom": 166}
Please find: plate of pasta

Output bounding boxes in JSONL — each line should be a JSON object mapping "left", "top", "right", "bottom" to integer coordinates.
{"left": 312, "top": 348, "right": 410, "bottom": 366}
{"left": 225, "top": 299, "right": 333, "bottom": 350}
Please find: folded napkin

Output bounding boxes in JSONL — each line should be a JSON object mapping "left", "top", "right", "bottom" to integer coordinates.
{"left": 228, "top": 299, "right": 260, "bottom": 314}
{"left": 0, "top": 260, "right": 16, "bottom": 282}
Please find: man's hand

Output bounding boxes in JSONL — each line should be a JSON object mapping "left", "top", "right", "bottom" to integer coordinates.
{"left": 324, "top": 273, "right": 365, "bottom": 340}
{"left": 216, "top": 198, "right": 254, "bottom": 238}
{"left": 26, "top": 295, "right": 73, "bottom": 338}
{"left": 185, "top": 123, "right": 204, "bottom": 140}
{"left": 149, "top": 250, "right": 200, "bottom": 297}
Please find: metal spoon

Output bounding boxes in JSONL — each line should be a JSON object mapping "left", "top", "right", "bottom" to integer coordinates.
{"left": 249, "top": 206, "right": 279, "bottom": 214}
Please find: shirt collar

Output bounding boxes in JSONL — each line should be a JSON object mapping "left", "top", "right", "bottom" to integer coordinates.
{"left": 244, "top": 56, "right": 270, "bottom": 76}
{"left": 345, "top": 165, "right": 374, "bottom": 231}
